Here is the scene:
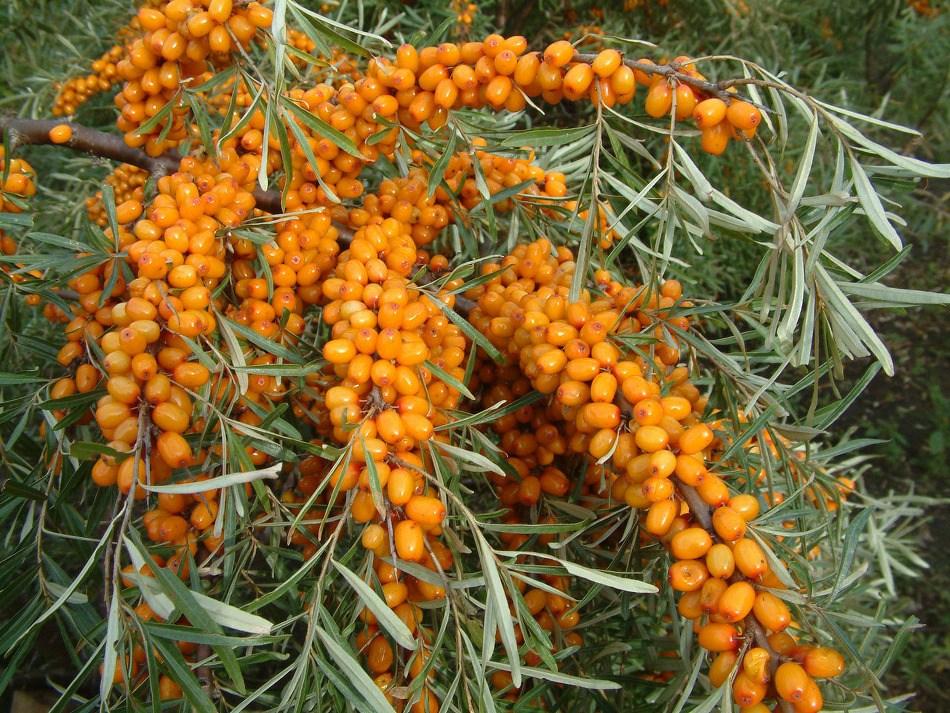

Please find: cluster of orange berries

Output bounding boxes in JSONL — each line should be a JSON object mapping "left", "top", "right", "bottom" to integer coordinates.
{"left": 0, "top": 147, "right": 38, "bottom": 296}
{"left": 640, "top": 56, "right": 762, "bottom": 155}
{"left": 53, "top": 151, "right": 258, "bottom": 499}
{"left": 86, "top": 164, "right": 149, "bottom": 226}
{"left": 460, "top": 239, "right": 848, "bottom": 710}
{"left": 113, "top": 0, "right": 273, "bottom": 155}
{"left": 53, "top": 45, "right": 126, "bottom": 116}
{"left": 665, "top": 489, "right": 845, "bottom": 712}
{"left": 19, "top": 5, "right": 866, "bottom": 707}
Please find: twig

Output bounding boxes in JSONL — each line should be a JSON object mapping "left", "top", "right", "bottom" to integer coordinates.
{"left": 0, "top": 116, "right": 283, "bottom": 212}
{"left": 673, "top": 479, "right": 712, "bottom": 530}
{"left": 0, "top": 117, "right": 179, "bottom": 177}
{"left": 572, "top": 53, "right": 749, "bottom": 104}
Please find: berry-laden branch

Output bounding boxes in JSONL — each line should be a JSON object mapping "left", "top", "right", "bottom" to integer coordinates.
{"left": 0, "top": 117, "right": 283, "bottom": 213}
{"left": 572, "top": 52, "right": 745, "bottom": 104}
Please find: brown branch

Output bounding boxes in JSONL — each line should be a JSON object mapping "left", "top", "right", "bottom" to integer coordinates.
{"left": 0, "top": 116, "right": 284, "bottom": 212}
{"left": 0, "top": 117, "right": 179, "bottom": 177}
{"left": 573, "top": 53, "right": 749, "bottom": 104}
{"left": 673, "top": 479, "right": 713, "bottom": 530}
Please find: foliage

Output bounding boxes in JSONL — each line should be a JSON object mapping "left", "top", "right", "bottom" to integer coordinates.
{"left": 0, "top": 1, "right": 947, "bottom": 712}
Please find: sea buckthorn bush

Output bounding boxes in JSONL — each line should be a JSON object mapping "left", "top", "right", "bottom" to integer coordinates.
{"left": 0, "top": 1, "right": 947, "bottom": 712}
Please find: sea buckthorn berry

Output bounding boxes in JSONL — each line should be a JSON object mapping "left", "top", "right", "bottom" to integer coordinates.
{"left": 795, "top": 679, "right": 824, "bottom": 713}
{"left": 563, "top": 63, "right": 595, "bottom": 100}
{"left": 668, "top": 559, "right": 708, "bottom": 592}
{"left": 610, "top": 65, "right": 636, "bottom": 95}
{"left": 158, "top": 675, "right": 182, "bottom": 700}
{"left": 645, "top": 82, "right": 673, "bottom": 118}
{"left": 543, "top": 41, "right": 575, "bottom": 68}
{"left": 679, "top": 423, "right": 713, "bottom": 454}
{"left": 708, "top": 651, "right": 738, "bottom": 687}
{"left": 634, "top": 425, "right": 669, "bottom": 453}
{"left": 718, "top": 581, "right": 755, "bottom": 622}
{"left": 742, "top": 646, "right": 772, "bottom": 684}
{"left": 394, "top": 520, "right": 425, "bottom": 561}
{"left": 729, "top": 494, "right": 761, "bottom": 521}
{"left": 700, "top": 577, "right": 727, "bottom": 612}
{"left": 405, "top": 495, "right": 446, "bottom": 527}
{"left": 592, "top": 49, "right": 622, "bottom": 78}
{"left": 324, "top": 339, "right": 356, "bottom": 364}
{"left": 733, "top": 538, "right": 768, "bottom": 579}
{"left": 644, "top": 499, "right": 679, "bottom": 536}
{"left": 804, "top": 647, "right": 845, "bottom": 678}
{"left": 698, "top": 622, "right": 740, "bottom": 652}
{"left": 712, "top": 506, "right": 746, "bottom": 541}
{"left": 726, "top": 100, "right": 762, "bottom": 130}
{"left": 705, "top": 543, "right": 735, "bottom": 578}
{"left": 670, "top": 527, "right": 712, "bottom": 560}
{"left": 693, "top": 98, "right": 727, "bottom": 128}
{"left": 775, "top": 662, "right": 810, "bottom": 702}
{"left": 366, "top": 635, "right": 394, "bottom": 674}
{"left": 732, "top": 672, "right": 767, "bottom": 707}
{"left": 751, "top": 591, "right": 792, "bottom": 634}
{"left": 701, "top": 122, "right": 731, "bottom": 155}
{"left": 674, "top": 84, "right": 697, "bottom": 120}
{"left": 49, "top": 124, "right": 73, "bottom": 144}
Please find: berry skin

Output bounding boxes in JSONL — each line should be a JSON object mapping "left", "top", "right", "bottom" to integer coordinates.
{"left": 645, "top": 82, "right": 673, "bottom": 118}
{"left": 726, "top": 100, "right": 762, "bottom": 130}
{"left": 49, "top": 124, "right": 73, "bottom": 144}
{"left": 693, "top": 98, "right": 728, "bottom": 129}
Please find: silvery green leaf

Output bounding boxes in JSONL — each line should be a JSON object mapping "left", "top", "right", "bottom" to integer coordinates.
{"left": 332, "top": 560, "right": 416, "bottom": 650}
{"left": 144, "top": 463, "right": 282, "bottom": 494}
{"left": 850, "top": 157, "right": 902, "bottom": 250}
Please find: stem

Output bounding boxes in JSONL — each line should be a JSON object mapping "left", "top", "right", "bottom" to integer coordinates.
{"left": 0, "top": 117, "right": 283, "bottom": 213}
{"left": 673, "top": 479, "right": 713, "bottom": 530}
{"left": 572, "top": 53, "right": 747, "bottom": 103}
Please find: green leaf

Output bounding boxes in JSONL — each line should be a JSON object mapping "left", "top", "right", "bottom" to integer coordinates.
{"left": 474, "top": 530, "right": 521, "bottom": 688}
{"left": 0, "top": 371, "right": 46, "bottom": 385}
{"left": 281, "top": 95, "right": 361, "bottom": 158}
{"left": 486, "top": 662, "right": 620, "bottom": 690}
{"left": 144, "top": 463, "right": 281, "bottom": 494}
{"left": 424, "top": 359, "right": 474, "bottom": 401}
{"left": 150, "top": 637, "right": 217, "bottom": 713}
{"left": 427, "top": 131, "right": 458, "bottom": 198}
{"left": 434, "top": 441, "right": 504, "bottom": 476}
{"left": 314, "top": 624, "right": 397, "bottom": 713}
{"left": 498, "top": 125, "right": 595, "bottom": 148}
{"left": 428, "top": 293, "right": 504, "bottom": 364}
{"left": 850, "top": 156, "right": 902, "bottom": 251}
{"left": 331, "top": 560, "right": 416, "bottom": 650}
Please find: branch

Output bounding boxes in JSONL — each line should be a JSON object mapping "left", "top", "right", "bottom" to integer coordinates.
{"left": 572, "top": 53, "right": 748, "bottom": 103}
{"left": 0, "top": 117, "right": 179, "bottom": 176}
{"left": 0, "top": 116, "right": 283, "bottom": 212}
{"left": 673, "top": 479, "right": 713, "bottom": 530}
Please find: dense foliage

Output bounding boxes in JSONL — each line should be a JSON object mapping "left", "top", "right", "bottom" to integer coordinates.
{"left": 0, "top": 1, "right": 946, "bottom": 712}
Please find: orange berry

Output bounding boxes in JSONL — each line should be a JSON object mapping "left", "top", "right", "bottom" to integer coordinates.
{"left": 698, "top": 622, "right": 740, "bottom": 652}
{"left": 752, "top": 590, "right": 791, "bottom": 631}
{"left": 733, "top": 538, "right": 768, "bottom": 580}
{"left": 804, "top": 647, "right": 844, "bottom": 678}
{"left": 543, "top": 40, "right": 575, "bottom": 68}
{"left": 718, "top": 581, "right": 756, "bottom": 623}
{"left": 645, "top": 82, "right": 673, "bottom": 118}
{"left": 671, "top": 527, "right": 713, "bottom": 560}
{"left": 726, "top": 100, "right": 762, "bottom": 130}
{"left": 405, "top": 495, "right": 446, "bottom": 527}
{"left": 775, "top": 662, "right": 810, "bottom": 702}
{"left": 693, "top": 98, "right": 727, "bottom": 128}
{"left": 393, "top": 520, "right": 425, "bottom": 561}
{"left": 591, "top": 49, "right": 622, "bottom": 78}
{"left": 49, "top": 124, "right": 73, "bottom": 144}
